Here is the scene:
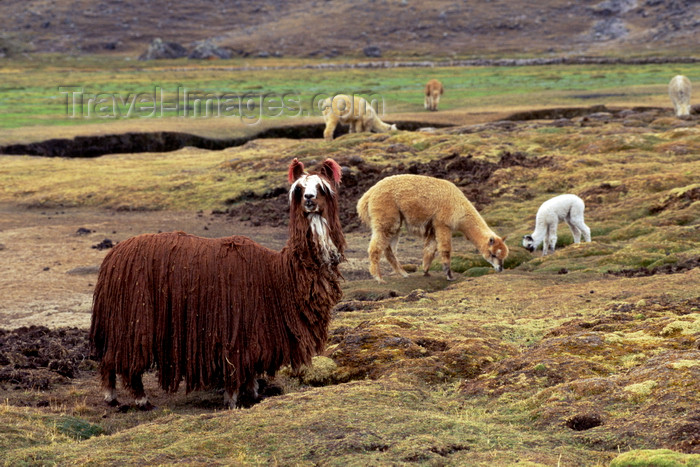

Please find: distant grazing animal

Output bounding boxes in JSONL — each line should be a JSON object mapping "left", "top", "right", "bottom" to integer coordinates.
{"left": 322, "top": 94, "right": 397, "bottom": 141}
{"left": 90, "top": 158, "right": 345, "bottom": 409}
{"left": 424, "top": 79, "right": 444, "bottom": 111}
{"left": 357, "top": 174, "right": 509, "bottom": 282}
{"left": 522, "top": 194, "right": 591, "bottom": 256}
{"left": 669, "top": 75, "right": 692, "bottom": 118}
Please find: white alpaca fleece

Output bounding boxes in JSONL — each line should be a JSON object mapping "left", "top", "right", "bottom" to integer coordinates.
{"left": 669, "top": 75, "right": 692, "bottom": 118}
{"left": 522, "top": 194, "right": 591, "bottom": 256}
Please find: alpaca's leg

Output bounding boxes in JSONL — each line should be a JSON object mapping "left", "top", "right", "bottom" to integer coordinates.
{"left": 568, "top": 222, "right": 582, "bottom": 243}
{"left": 580, "top": 221, "right": 591, "bottom": 242}
{"left": 368, "top": 211, "right": 401, "bottom": 282}
{"left": 541, "top": 226, "right": 549, "bottom": 256}
{"left": 128, "top": 372, "right": 154, "bottom": 411}
{"left": 323, "top": 119, "right": 337, "bottom": 141}
{"left": 368, "top": 231, "right": 390, "bottom": 283}
{"left": 547, "top": 233, "right": 558, "bottom": 255}
{"left": 434, "top": 225, "right": 454, "bottom": 280}
{"left": 354, "top": 119, "right": 364, "bottom": 133}
{"left": 385, "top": 233, "right": 408, "bottom": 278}
{"left": 422, "top": 232, "right": 438, "bottom": 276}
{"left": 101, "top": 366, "right": 118, "bottom": 406}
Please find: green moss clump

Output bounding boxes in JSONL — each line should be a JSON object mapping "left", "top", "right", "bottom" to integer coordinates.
{"left": 609, "top": 449, "right": 700, "bottom": 467}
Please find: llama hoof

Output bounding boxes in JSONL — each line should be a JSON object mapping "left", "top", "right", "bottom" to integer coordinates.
{"left": 137, "top": 401, "right": 156, "bottom": 411}
{"left": 423, "top": 271, "right": 431, "bottom": 277}
{"left": 105, "top": 398, "right": 120, "bottom": 407}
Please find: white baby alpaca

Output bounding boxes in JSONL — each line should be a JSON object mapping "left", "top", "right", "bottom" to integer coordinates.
{"left": 522, "top": 194, "right": 591, "bottom": 256}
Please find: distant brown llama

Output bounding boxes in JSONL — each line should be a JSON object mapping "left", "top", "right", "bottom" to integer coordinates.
{"left": 424, "top": 79, "right": 444, "bottom": 111}
{"left": 89, "top": 158, "right": 345, "bottom": 409}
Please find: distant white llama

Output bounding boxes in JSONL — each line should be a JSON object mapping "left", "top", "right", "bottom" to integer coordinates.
{"left": 668, "top": 75, "right": 692, "bottom": 118}
{"left": 522, "top": 194, "right": 591, "bottom": 256}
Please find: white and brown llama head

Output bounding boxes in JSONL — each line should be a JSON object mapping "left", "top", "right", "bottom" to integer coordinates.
{"left": 288, "top": 158, "right": 346, "bottom": 266}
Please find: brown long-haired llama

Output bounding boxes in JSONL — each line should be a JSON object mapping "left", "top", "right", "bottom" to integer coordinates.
{"left": 357, "top": 174, "right": 508, "bottom": 283}
{"left": 424, "top": 79, "right": 444, "bottom": 111}
{"left": 90, "top": 158, "right": 345, "bottom": 409}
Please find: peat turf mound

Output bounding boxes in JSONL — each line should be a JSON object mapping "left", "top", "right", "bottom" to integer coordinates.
{"left": 0, "top": 326, "right": 93, "bottom": 390}
{"left": 225, "top": 151, "right": 553, "bottom": 231}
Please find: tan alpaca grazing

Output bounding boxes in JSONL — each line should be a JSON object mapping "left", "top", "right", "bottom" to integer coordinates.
{"left": 322, "top": 94, "right": 397, "bottom": 141}
{"left": 357, "top": 174, "right": 509, "bottom": 282}
{"left": 669, "top": 75, "right": 692, "bottom": 118}
{"left": 424, "top": 79, "right": 444, "bottom": 111}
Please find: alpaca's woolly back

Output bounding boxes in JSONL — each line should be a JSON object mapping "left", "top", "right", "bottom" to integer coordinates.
{"left": 535, "top": 194, "right": 585, "bottom": 226}
{"left": 91, "top": 231, "right": 340, "bottom": 395}
{"left": 358, "top": 174, "right": 494, "bottom": 241}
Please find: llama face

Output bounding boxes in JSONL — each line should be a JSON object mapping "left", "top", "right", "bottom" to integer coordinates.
{"left": 485, "top": 237, "right": 509, "bottom": 272}
{"left": 290, "top": 174, "right": 334, "bottom": 214}
{"left": 522, "top": 235, "right": 536, "bottom": 252}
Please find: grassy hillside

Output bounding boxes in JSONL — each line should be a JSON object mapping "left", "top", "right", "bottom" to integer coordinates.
{"left": 1, "top": 67, "right": 698, "bottom": 464}
{"left": 0, "top": 56, "right": 697, "bottom": 134}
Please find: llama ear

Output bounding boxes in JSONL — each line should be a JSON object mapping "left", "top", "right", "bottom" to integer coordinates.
{"left": 501, "top": 235, "right": 508, "bottom": 242}
{"left": 320, "top": 158, "right": 342, "bottom": 185}
{"left": 288, "top": 158, "right": 306, "bottom": 184}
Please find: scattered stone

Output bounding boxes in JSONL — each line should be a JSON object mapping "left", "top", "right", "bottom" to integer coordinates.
{"left": 92, "top": 239, "right": 115, "bottom": 250}
{"left": 188, "top": 39, "right": 232, "bottom": 60}
{"left": 363, "top": 45, "right": 382, "bottom": 58}
{"left": 75, "top": 227, "right": 94, "bottom": 236}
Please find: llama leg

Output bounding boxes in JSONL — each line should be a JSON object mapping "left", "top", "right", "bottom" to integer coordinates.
{"left": 422, "top": 232, "right": 438, "bottom": 276}
{"left": 246, "top": 377, "right": 260, "bottom": 401}
{"left": 434, "top": 225, "right": 454, "bottom": 280}
{"left": 224, "top": 390, "right": 238, "bottom": 409}
{"left": 354, "top": 120, "right": 364, "bottom": 134}
{"left": 101, "top": 366, "right": 119, "bottom": 406}
{"left": 384, "top": 233, "right": 409, "bottom": 278}
{"left": 128, "top": 372, "right": 154, "bottom": 411}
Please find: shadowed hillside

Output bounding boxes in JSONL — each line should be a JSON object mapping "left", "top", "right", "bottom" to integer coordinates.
{"left": 0, "top": 0, "right": 698, "bottom": 58}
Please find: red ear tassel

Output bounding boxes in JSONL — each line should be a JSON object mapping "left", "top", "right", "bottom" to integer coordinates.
{"left": 288, "top": 158, "right": 305, "bottom": 183}
{"left": 324, "top": 159, "right": 342, "bottom": 185}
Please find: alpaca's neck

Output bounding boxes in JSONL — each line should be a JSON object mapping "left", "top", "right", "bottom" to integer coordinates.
{"left": 372, "top": 115, "right": 392, "bottom": 131}
{"left": 457, "top": 200, "right": 495, "bottom": 252}
{"left": 529, "top": 219, "right": 550, "bottom": 247}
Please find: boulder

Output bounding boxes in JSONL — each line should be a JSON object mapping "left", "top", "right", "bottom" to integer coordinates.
{"left": 188, "top": 39, "right": 233, "bottom": 60}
